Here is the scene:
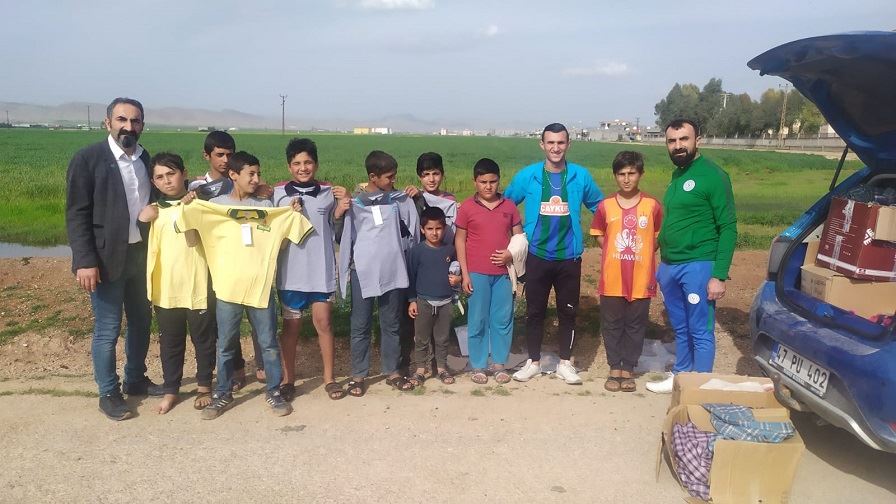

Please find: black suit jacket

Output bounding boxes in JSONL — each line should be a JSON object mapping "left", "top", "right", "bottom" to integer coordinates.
{"left": 65, "top": 139, "right": 152, "bottom": 282}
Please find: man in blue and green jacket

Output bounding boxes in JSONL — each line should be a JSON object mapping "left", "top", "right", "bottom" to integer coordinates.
{"left": 647, "top": 118, "right": 737, "bottom": 394}
{"left": 505, "top": 123, "right": 604, "bottom": 385}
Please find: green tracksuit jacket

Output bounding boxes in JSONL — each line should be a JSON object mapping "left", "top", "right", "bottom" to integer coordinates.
{"left": 658, "top": 155, "right": 737, "bottom": 280}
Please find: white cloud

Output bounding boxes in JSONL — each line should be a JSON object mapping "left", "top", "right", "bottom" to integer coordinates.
{"left": 562, "top": 61, "right": 629, "bottom": 77}
{"left": 358, "top": 0, "right": 435, "bottom": 9}
{"left": 481, "top": 24, "right": 500, "bottom": 37}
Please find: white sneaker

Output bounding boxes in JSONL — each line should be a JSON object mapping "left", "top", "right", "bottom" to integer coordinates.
{"left": 555, "top": 360, "right": 583, "bottom": 385}
{"left": 512, "top": 359, "right": 541, "bottom": 382}
{"left": 646, "top": 372, "right": 675, "bottom": 394}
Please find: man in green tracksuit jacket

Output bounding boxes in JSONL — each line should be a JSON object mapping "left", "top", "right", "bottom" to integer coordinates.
{"left": 647, "top": 118, "right": 737, "bottom": 394}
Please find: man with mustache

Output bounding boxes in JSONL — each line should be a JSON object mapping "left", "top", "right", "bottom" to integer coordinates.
{"left": 646, "top": 118, "right": 737, "bottom": 394}
{"left": 66, "top": 97, "right": 162, "bottom": 420}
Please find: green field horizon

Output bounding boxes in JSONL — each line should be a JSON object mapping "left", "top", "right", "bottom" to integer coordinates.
{"left": 0, "top": 129, "right": 861, "bottom": 248}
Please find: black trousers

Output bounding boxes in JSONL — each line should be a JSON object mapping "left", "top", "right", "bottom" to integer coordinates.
{"left": 155, "top": 306, "right": 217, "bottom": 394}
{"left": 524, "top": 253, "right": 581, "bottom": 361}
{"left": 599, "top": 296, "right": 650, "bottom": 372}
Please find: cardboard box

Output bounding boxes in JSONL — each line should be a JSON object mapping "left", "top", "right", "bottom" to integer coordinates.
{"left": 874, "top": 204, "right": 896, "bottom": 242}
{"left": 658, "top": 373, "right": 805, "bottom": 503}
{"left": 816, "top": 197, "right": 896, "bottom": 281}
{"left": 671, "top": 372, "right": 779, "bottom": 410}
{"left": 801, "top": 264, "right": 896, "bottom": 318}
{"left": 803, "top": 240, "right": 819, "bottom": 266}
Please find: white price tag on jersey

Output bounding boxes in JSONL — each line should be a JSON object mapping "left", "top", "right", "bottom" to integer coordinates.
{"left": 241, "top": 223, "right": 253, "bottom": 246}
{"left": 371, "top": 205, "right": 384, "bottom": 226}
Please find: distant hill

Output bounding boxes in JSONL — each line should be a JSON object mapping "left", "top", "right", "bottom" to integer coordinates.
{"left": 0, "top": 101, "right": 536, "bottom": 133}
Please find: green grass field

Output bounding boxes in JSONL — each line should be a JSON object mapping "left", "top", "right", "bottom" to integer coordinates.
{"left": 0, "top": 129, "right": 862, "bottom": 248}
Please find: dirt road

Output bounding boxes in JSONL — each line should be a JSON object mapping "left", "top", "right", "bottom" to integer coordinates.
{"left": 0, "top": 251, "right": 894, "bottom": 502}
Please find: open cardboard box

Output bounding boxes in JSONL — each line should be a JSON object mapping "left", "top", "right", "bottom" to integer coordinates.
{"left": 657, "top": 373, "right": 805, "bottom": 503}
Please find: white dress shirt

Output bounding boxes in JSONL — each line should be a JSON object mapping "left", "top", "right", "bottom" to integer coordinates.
{"left": 107, "top": 135, "right": 150, "bottom": 243}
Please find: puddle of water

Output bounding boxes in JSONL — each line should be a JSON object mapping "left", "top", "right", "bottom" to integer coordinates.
{"left": 0, "top": 242, "right": 71, "bottom": 258}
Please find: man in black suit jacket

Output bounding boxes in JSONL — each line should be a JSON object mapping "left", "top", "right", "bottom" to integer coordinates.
{"left": 66, "top": 97, "right": 161, "bottom": 421}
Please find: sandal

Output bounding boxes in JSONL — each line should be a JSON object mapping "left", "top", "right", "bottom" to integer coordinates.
{"left": 408, "top": 372, "right": 427, "bottom": 387}
{"left": 193, "top": 391, "right": 212, "bottom": 410}
{"left": 470, "top": 369, "right": 488, "bottom": 384}
{"left": 620, "top": 377, "right": 637, "bottom": 392}
{"left": 325, "top": 382, "right": 346, "bottom": 400}
{"left": 346, "top": 379, "right": 366, "bottom": 398}
{"left": 604, "top": 377, "right": 623, "bottom": 392}
{"left": 490, "top": 368, "right": 511, "bottom": 384}
{"left": 437, "top": 370, "right": 455, "bottom": 385}
{"left": 385, "top": 375, "right": 415, "bottom": 392}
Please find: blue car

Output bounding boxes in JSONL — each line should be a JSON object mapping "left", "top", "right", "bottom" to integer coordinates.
{"left": 747, "top": 31, "right": 896, "bottom": 453}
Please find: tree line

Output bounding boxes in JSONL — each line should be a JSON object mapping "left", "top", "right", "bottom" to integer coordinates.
{"left": 654, "top": 78, "right": 825, "bottom": 138}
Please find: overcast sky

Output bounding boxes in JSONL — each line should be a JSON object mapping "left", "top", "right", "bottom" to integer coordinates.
{"left": 2, "top": 0, "right": 893, "bottom": 129}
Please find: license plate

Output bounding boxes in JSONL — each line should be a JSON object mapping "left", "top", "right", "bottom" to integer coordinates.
{"left": 770, "top": 343, "right": 829, "bottom": 396}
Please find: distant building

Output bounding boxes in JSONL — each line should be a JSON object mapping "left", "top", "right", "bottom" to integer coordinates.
{"left": 371, "top": 127, "right": 392, "bottom": 135}
{"left": 353, "top": 127, "right": 370, "bottom": 135}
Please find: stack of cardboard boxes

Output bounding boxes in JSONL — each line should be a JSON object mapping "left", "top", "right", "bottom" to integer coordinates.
{"left": 658, "top": 373, "right": 805, "bottom": 503}
{"left": 801, "top": 196, "right": 896, "bottom": 318}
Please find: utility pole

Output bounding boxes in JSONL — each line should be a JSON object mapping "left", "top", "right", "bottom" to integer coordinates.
{"left": 778, "top": 83, "right": 790, "bottom": 147}
{"left": 279, "top": 94, "right": 287, "bottom": 135}
{"left": 721, "top": 92, "right": 732, "bottom": 109}
{"left": 87, "top": 105, "right": 91, "bottom": 130}
{"left": 5, "top": 110, "right": 9, "bottom": 125}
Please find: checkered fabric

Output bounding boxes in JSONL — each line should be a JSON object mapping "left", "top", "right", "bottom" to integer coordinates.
{"left": 672, "top": 422, "right": 717, "bottom": 500}
{"left": 704, "top": 403, "right": 796, "bottom": 443}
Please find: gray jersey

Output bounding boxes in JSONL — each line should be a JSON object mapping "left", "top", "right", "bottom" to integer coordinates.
{"left": 209, "top": 193, "right": 272, "bottom": 207}
{"left": 274, "top": 183, "right": 337, "bottom": 293}
{"left": 338, "top": 191, "right": 413, "bottom": 299}
{"left": 422, "top": 192, "right": 457, "bottom": 245}
{"left": 190, "top": 175, "right": 234, "bottom": 201}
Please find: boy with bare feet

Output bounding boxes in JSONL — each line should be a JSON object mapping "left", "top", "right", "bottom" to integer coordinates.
{"left": 138, "top": 153, "right": 216, "bottom": 413}
{"left": 590, "top": 151, "right": 662, "bottom": 392}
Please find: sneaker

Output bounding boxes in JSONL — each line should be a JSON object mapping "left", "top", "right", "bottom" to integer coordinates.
{"left": 266, "top": 390, "right": 293, "bottom": 417}
{"left": 512, "top": 359, "right": 541, "bottom": 382}
{"left": 122, "top": 377, "right": 165, "bottom": 397}
{"left": 99, "top": 392, "right": 133, "bottom": 421}
{"left": 279, "top": 383, "right": 296, "bottom": 402}
{"left": 555, "top": 360, "right": 583, "bottom": 385}
{"left": 646, "top": 372, "right": 675, "bottom": 394}
{"left": 200, "top": 392, "right": 234, "bottom": 420}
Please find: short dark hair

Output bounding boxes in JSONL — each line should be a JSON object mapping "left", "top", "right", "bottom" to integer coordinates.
{"left": 664, "top": 118, "right": 701, "bottom": 137}
{"left": 611, "top": 151, "right": 644, "bottom": 174}
{"left": 204, "top": 130, "right": 236, "bottom": 154}
{"left": 473, "top": 158, "right": 500, "bottom": 179}
{"left": 416, "top": 152, "right": 444, "bottom": 177}
{"left": 106, "top": 97, "right": 144, "bottom": 120}
{"left": 541, "top": 122, "right": 569, "bottom": 141}
{"left": 150, "top": 152, "right": 185, "bottom": 173}
{"left": 286, "top": 138, "right": 318, "bottom": 164}
{"left": 420, "top": 206, "right": 447, "bottom": 227}
{"left": 227, "top": 151, "right": 260, "bottom": 173}
{"left": 365, "top": 150, "right": 398, "bottom": 176}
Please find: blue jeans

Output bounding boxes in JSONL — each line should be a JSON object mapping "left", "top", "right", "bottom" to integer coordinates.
{"left": 657, "top": 261, "right": 716, "bottom": 373}
{"left": 349, "top": 269, "right": 402, "bottom": 378}
{"left": 215, "top": 293, "right": 282, "bottom": 394}
{"left": 89, "top": 244, "right": 152, "bottom": 395}
{"left": 467, "top": 273, "right": 513, "bottom": 370}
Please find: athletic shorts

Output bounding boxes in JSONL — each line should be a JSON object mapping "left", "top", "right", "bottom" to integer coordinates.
{"left": 279, "top": 290, "right": 334, "bottom": 319}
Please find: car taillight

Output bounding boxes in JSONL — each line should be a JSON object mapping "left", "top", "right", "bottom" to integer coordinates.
{"left": 767, "top": 235, "right": 792, "bottom": 281}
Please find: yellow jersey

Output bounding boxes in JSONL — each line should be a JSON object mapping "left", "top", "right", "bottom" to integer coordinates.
{"left": 146, "top": 200, "right": 209, "bottom": 309}
{"left": 175, "top": 200, "right": 314, "bottom": 309}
